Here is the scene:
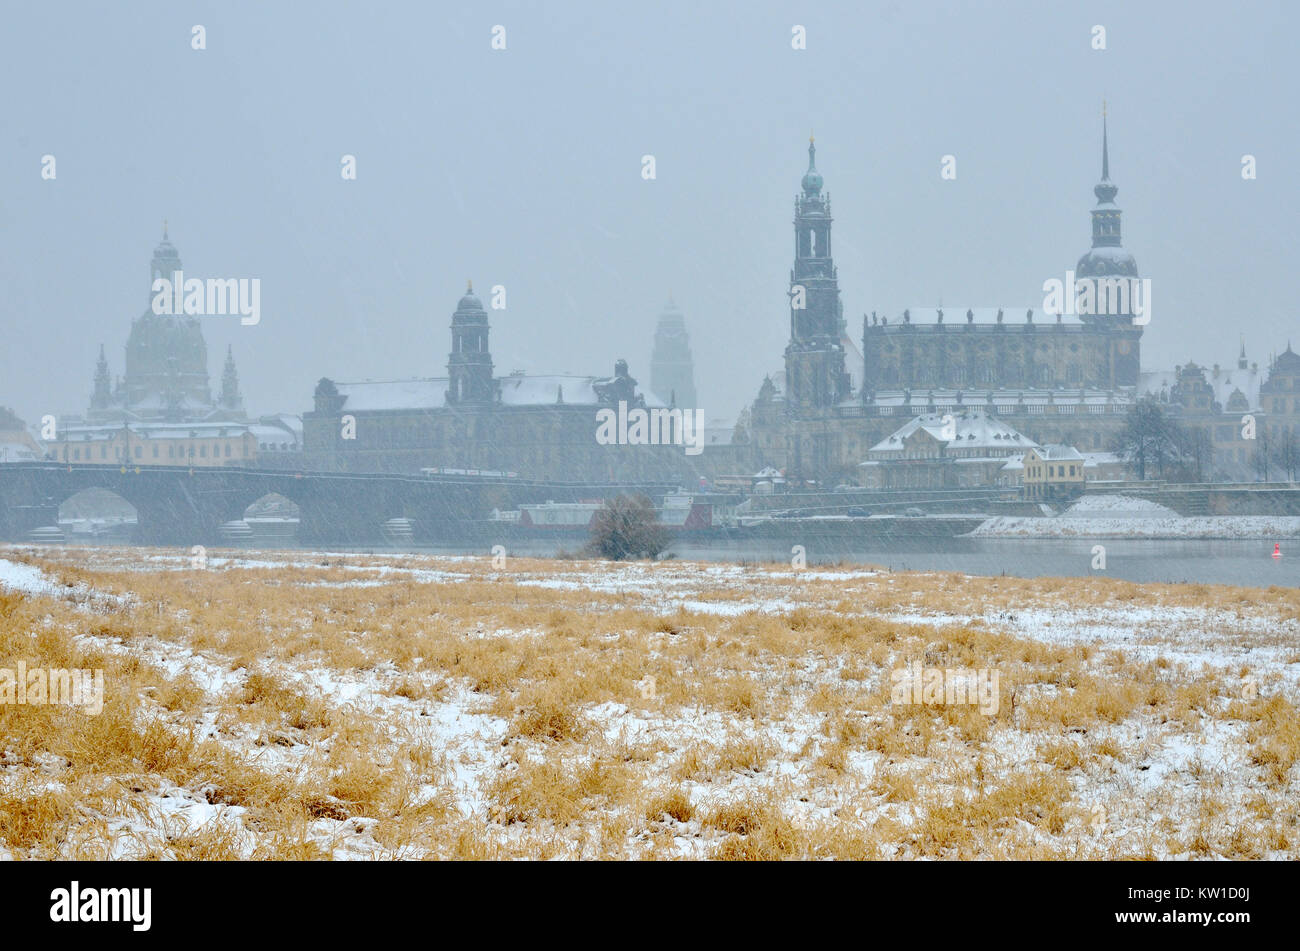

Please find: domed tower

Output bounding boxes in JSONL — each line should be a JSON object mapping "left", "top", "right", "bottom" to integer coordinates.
{"left": 649, "top": 298, "right": 697, "bottom": 409}
{"left": 1077, "top": 111, "right": 1138, "bottom": 280}
{"left": 121, "top": 225, "right": 214, "bottom": 417}
{"left": 446, "top": 281, "right": 496, "bottom": 405}
{"left": 784, "top": 134, "right": 850, "bottom": 412}
{"left": 1075, "top": 109, "right": 1143, "bottom": 387}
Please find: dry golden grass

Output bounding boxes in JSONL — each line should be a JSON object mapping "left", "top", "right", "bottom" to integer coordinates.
{"left": 1, "top": 543, "right": 1297, "bottom": 859}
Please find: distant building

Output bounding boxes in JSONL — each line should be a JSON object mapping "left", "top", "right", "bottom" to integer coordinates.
{"left": 1022, "top": 445, "right": 1086, "bottom": 500}
{"left": 302, "top": 283, "right": 706, "bottom": 482}
{"left": 1140, "top": 340, "right": 1300, "bottom": 480}
{"left": 51, "top": 421, "right": 258, "bottom": 467}
{"left": 1080, "top": 451, "right": 1128, "bottom": 482}
{"left": 0, "top": 407, "right": 44, "bottom": 462}
{"left": 81, "top": 227, "right": 246, "bottom": 425}
{"left": 50, "top": 229, "right": 303, "bottom": 469}
{"left": 649, "top": 299, "right": 698, "bottom": 410}
{"left": 747, "top": 119, "right": 1145, "bottom": 484}
{"left": 859, "top": 410, "right": 1037, "bottom": 489}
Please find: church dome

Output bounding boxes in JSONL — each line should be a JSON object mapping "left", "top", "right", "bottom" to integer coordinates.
{"left": 457, "top": 281, "right": 484, "bottom": 312}
{"left": 1076, "top": 245, "right": 1138, "bottom": 279}
{"left": 801, "top": 137, "right": 823, "bottom": 195}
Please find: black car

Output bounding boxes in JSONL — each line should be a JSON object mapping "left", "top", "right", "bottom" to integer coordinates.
{"left": 846, "top": 507, "right": 872, "bottom": 517}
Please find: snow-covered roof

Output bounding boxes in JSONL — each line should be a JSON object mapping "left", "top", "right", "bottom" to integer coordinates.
{"left": 1034, "top": 444, "right": 1084, "bottom": 461}
{"left": 58, "top": 420, "right": 256, "bottom": 438}
{"left": 1078, "top": 245, "right": 1135, "bottom": 263}
{"left": 1081, "top": 451, "right": 1122, "bottom": 466}
{"left": 247, "top": 424, "right": 300, "bottom": 447}
{"left": 887, "top": 306, "right": 1085, "bottom": 326}
{"left": 335, "top": 379, "right": 447, "bottom": 412}
{"left": 333, "top": 373, "right": 664, "bottom": 411}
{"left": 867, "top": 409, "right": 1038, "bottom": 456}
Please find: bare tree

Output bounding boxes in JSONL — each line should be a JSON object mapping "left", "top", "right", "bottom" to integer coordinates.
{"left": 1252, "top": 425, "right": 1272, "bottom": 482}
{"left": 1275, "top": 428, "right": 1300, "bottom": 483}
{"left": 1112, "top": 396, "right": 1183, "bottom": 481}
{"left": 588, "top": 494, "right": 669, "bottom": 560}
{"left": 1175, "top": 425, "right": 1213, "bottom": 483}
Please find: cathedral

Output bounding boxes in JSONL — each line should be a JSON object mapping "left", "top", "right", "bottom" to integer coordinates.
{"left": 84, "top": 227, "right": 245, "bottom": 424}
{"left": 50, "top": 230, "right": 302, "bottom": 470}
{"left": 746, "top": 120, "right": 1147, "bottom": 483}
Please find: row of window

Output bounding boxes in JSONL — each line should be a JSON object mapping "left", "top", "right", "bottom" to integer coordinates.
{"left": 878, "top": 366, "right": 1089, "bottom": 386}
{"left": 61, "top": 442, "right": 247, "bottom": 461}
{"left": 1027, "top": 463, "right": 1080, "bottom": 479}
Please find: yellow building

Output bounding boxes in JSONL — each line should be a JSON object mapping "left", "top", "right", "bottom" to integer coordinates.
{"left": 1022, "top": 445, "right": 1085, "bottom": 500}
{"left": 52, "top": 422, "right": 258, "bottom": 467}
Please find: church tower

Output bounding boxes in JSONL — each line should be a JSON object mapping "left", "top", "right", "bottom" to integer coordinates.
{"left": 649, "top": 298, "right": 697, "bottom": 409}
{"left": 446, "top": 282, "right": 496, "bottom": 405}
{"left": 219, "top": 345, "right": 244, "bottom": 414}
{"left": 1074, "top": 109, "right": 1142, "bottom": 387}
{"left": 119, "top": 226, "right": 214, "bottom": 416}
{"left": 784, "top": 135, "right": 850, "bottom": 411}
{"left": 91, "top": 344, "right": 113, "bottom": 413}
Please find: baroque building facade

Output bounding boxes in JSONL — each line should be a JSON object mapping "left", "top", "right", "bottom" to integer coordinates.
{"left": 746, "top": 121, "right": 1148, "bottom": 484}
{"left": 83, "top": 228, "right": 246, "bottom": 424}
{"left": 301, "top": 284, "right": 708, "bottom": 482}
{"left": 51, "top": 230, "right": 302, "bottom": 468}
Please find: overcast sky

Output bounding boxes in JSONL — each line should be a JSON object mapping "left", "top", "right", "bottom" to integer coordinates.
{"left": 2, "top": 0, "right": 1296, "bottom": 426}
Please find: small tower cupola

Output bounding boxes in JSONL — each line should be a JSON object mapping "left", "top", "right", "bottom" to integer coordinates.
{"left": 801, "top": 134, "right": 824, "bottom": 196}
{"left": 149, "top": 220, "right": 183, "bottom": 298}
{"left": 446, "top": 280, "right": 495, "bottom": 405}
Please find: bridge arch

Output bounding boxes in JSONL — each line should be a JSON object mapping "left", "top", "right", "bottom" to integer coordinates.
{"left": 235, "top": 492, "right": 300, "bottom": 545}
{"left": 57, "top": 487, "right": 138, "bottom": 542}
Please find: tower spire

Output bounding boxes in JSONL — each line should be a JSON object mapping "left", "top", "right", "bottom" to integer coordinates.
{"left": 220, "top": 345, "right": 243, "bottom": 412}
{"left": 1101, "top": 101, "right": 1109, "bottom": 181}
{"left": 801, "top": 134, "right": 823, "bottom": 196}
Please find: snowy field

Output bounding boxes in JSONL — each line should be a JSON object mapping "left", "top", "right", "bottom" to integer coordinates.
{"left": 1, "top": 544, "right": 1298, "bottom": 860}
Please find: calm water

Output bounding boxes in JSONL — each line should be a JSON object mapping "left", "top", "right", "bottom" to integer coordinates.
{"left": 404, "top": 537, "right": 1298, "bottom": 587}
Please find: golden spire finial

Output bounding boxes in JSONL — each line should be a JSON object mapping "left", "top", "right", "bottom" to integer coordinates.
{"left": 810, "top": 129, "right": 815, "bottom": 144}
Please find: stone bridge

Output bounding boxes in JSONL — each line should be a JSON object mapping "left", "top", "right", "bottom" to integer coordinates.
{"left": 0, "top": 463, "right": 675, "bottom": 546}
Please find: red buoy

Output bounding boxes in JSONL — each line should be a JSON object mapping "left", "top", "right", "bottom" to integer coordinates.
{"left": 1273, "top": 543, "right": 1282, "bottom": 559}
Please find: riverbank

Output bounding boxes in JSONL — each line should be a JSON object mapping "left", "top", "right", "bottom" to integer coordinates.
{"left": 2, "top": 545, "right": 1297, "bottom": 860}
